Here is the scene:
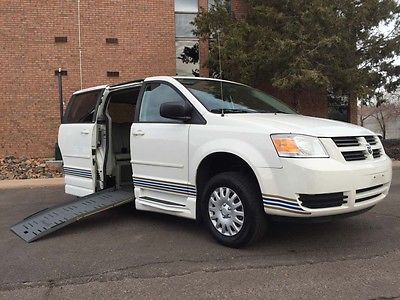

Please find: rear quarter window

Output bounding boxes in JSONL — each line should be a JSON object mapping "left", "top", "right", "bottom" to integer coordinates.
{"left": 63, "top": 90, "right": 102, "bottom": 123}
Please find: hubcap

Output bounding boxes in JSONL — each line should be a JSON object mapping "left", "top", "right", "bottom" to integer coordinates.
{"left": 208, "top": 187, "right": 244, "bottom": 237}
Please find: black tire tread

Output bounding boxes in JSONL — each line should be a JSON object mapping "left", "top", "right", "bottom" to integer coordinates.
{"left": 201, "top": 171, "right": 268, "bottom": 248}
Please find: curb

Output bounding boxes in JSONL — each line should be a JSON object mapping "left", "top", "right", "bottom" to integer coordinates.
{"left": 0, "top": 177, "right": 64, "bottom": 190}
{"left": 392, "top": 160, "right": 400, "bottom": 168}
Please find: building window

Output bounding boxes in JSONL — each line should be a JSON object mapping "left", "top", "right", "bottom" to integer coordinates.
{"left": 175, "top": 14, "right": 197, "bottom": 38}
{"left": 54, "top": 36, "right": 68, "bottom": 43}
{"left": 107, "top": 71, "right": 120, "bottom": 77}
{"left": 175, "top": 0, "right": 199, "bottom": 77}
{"left": 176, "top": 40, "right": 199, "bottom": 76}
{"left": 106, "top": 37, "right": 118, "bottom": 44}
{"left": 175, "top": 0, "right": 198, "bottom": 12}
{"left": 208, "top": 0, "right": 231, "bottom": 12}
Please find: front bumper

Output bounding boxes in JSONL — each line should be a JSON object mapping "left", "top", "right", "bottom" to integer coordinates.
{"left": 256, "top": 155, "right": 392, "bottom": 218}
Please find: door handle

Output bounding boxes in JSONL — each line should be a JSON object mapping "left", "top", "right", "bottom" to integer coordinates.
{"left": 80, "top": 129, "right": 90, "bottom": 135}
{"left": 132, "top": 130, "right": 145, "bottom": 136}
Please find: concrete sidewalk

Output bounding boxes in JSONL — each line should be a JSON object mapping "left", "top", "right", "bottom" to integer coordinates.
{"left": 393, "top": 160, "right": 400, "bottom": 168}
{"left": 0, "top": 177, "right": 64, "bottom": 190}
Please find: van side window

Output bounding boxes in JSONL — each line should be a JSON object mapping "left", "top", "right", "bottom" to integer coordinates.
{"left": 139, "top": 83, "right": 186, "bottom": 123}
{"left": 63, "top": 90, "right": 102, "bottom": 123}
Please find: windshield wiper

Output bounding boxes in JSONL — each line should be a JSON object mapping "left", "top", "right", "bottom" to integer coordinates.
{"left": 251, "top": 109, "right": 291, "bottom": 114}
{"left": 210, "top": 108, "right": 251, "bottom": 114}
{"left": 273, "top": 111, "right": 290, "bottom": 114}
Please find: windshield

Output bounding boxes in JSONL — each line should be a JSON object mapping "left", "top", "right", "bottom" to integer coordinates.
{"left": 177, "top": 79, "right": 296, "bottom": 114}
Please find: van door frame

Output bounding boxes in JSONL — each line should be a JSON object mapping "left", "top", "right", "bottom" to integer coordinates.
{"left": 95, "top": 82, "right": 143, "bottom": 190}
{"left": 59, "top": 87, "right": 105, "bottom": 196}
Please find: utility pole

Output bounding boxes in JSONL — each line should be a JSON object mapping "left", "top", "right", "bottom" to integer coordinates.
{"left": 57, "top": 67, "right": 64, "bottom": 123}
{"left": 55, "top": 68, "right": 64, "bottom": 161}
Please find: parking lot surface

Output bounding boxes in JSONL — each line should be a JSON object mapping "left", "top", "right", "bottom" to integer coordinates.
{"left": 0, "top": 169, "right": 399, "bottom": 299}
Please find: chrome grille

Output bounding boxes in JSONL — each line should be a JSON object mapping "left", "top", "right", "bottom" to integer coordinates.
{"left": 356, "top": 184, "right": 383, "bottom": 194}
{"left": 364, "top": 135, "right": 378, "bottom": 145}
{"left": 332, "top": 135, "right": 383, "bottom": 162}
{"left": 332, "top": 137, "right": 360, "bottom": 147}
{"left": 299, "top": 192, "right": 348, "bottom": 208}
{"left": 372, "top": 149, "right": 381, "bottom": 158}
{"left": 355, "top": 184, "right": 386, "bottom": 203}
{"left": 341, "top": 150, "right": 366, "bottom": 161}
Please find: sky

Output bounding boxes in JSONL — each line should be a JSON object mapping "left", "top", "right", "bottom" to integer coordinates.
{"left": 378, "top": 15, "right": 400, "bottom": 65}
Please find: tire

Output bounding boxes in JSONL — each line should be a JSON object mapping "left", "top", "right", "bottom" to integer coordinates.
{"left": 201, "top": 171, "right": 268, "bottom": 248}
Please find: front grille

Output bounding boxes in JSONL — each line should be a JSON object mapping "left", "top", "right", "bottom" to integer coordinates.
{"left": 356, "top": 193, "right": 382, "bottom": 203}
{"left": 356, "top": 184, "right": 383, "bottom": 194}
{"left": 332, "top": 137, "right": 360, "bottom": 147}
{"left": 372, "top": 149, "right": 381, "bottom": 158}
{"left": 332, "top": 135, "right": 383, "bottom": 162}
{"left": 355, "top": 184, "right": 384, "bottom": 203}
{"left": 299, "top": 192, "right": 348, "bottom": 209}
{"left": 364, "top": 135, "right": 378, "bottom": 145}
{"left": 341, "top": 150, "right": 366, "bottom": 161}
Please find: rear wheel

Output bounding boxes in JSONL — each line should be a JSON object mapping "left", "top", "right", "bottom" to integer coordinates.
{"left": 201, "top": 172, "right": 268, "bottom": 248}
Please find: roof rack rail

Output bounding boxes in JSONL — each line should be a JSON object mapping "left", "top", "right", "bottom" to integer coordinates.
{"left": 110, "top": 78, "right": 144, "bottom": 88}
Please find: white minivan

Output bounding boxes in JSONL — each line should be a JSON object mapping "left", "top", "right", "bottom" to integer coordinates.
{"left": 58, "top": 76, "right": 392, "bottom": 247}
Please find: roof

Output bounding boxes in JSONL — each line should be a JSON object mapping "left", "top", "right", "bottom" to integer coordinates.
{"left": 72, "top": 76, "right": 245, "bottom": 95}
{"left": 73, "top": 85, "right": 107, "bottom": 95}
{"left": 109, "top": 78, "right": 144, "bottom": 88}
{"left": 173, "top": 76, "right": 246, "bottom": 86}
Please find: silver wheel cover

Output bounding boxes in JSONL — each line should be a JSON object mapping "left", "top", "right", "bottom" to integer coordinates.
{"left": 208, "top": 187, "right": 244, "bottom": 237}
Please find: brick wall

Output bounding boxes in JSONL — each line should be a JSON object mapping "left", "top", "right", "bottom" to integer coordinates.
{"left": 0, "top": 1, "right": 175, "bottom": 158}
{"left": 231, "top": 0, "right": 249, "bottom": 19}
{"left": 0, "top": 0, "right": 346, "bottom": 158}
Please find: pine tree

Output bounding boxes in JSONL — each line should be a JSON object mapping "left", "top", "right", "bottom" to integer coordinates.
{"left": 194, "top": 0, "right": 400, "bottom": 103}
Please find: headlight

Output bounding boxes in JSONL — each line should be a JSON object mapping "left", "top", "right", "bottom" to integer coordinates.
{"left": 271, "top": 134, "right": 329, "bottom": 158}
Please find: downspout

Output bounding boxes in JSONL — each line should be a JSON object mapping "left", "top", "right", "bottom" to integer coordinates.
{"left": 77, "top": 0, "right": 83, "bottom": 89}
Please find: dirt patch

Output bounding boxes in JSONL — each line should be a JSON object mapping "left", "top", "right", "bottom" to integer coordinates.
{"left": 382, "top": 139, "right": 400, "bottom": 160}
{"left": 0, "top": 156, "right": 63, "bottom": 180}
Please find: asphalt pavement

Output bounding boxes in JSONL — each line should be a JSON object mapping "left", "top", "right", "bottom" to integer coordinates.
{"left": 0, "top": 169, "right": 399, "bottom": 299}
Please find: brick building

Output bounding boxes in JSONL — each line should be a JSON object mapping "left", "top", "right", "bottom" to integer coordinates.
{"left": 0, "top": 0, "right": 352, "bottom": 158}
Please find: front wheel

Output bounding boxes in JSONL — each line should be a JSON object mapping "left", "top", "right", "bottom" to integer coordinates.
{"left": 201, "top": 172, "right": 268, "bottom": 248}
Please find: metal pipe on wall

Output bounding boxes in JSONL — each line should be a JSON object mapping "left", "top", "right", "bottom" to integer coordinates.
{"left": 77, "top": 0, "right": 83, "bottom": 89}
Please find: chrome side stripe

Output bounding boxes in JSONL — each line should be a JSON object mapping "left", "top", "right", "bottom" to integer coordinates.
{"left": 134, "top": 181, "right": 197, "bottom": 197}
{"left": 264, "top": 204, "right": 311, "bottom": 215}
{"left": 133, "top": 177, "right": 196, "bottom": 192}
{"left": 263, "top": 196, "right": 309, "bottom": 214}
{"left": 133, "top": 177, "right": 196, "bottom": 196}
{"left": 263, "top": 198, "right": 302, "bottom": 210}
{"left": 63, "top": 167, "right": 92, "bottom": 179}
{"left": 139, "top": 196, "right": 186, "bottom": 207}
{"left": 133, "top": 181, "right": 193, "bottom": 194}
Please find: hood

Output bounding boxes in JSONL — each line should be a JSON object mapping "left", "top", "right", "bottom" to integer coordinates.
{"left": 225, "top": 113, "right": 375, "bottom": 137}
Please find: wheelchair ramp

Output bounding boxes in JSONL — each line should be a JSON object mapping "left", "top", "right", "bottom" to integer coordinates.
{"left": 11, "top": 189, "right": 134, "bottom": 243}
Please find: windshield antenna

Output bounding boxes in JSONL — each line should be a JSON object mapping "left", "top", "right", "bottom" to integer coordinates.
{"left": 217, "top": 29, "right": 224, "bottom": 117}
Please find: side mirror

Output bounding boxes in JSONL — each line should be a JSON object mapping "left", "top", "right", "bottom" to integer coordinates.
{"left": 160, "top": 101, "right": 192, "bottom": 122}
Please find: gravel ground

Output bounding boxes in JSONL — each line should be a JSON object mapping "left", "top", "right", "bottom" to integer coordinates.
{"left": 383, "top": 139, "right": 400, "bottom": 160}
{"left": 0, "top": 156, "right": 62, "bottom": 180}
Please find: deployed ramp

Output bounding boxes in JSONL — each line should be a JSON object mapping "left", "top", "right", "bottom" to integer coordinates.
{"left": 11, "top": 188, "right": 134, "bottom": 242}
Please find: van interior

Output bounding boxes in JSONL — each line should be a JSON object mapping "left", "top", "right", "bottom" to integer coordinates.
{"left": 103, "top": 87, "right": 141, "bottom": 188}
